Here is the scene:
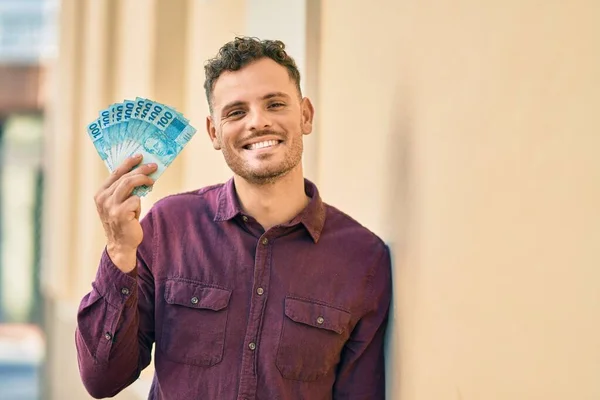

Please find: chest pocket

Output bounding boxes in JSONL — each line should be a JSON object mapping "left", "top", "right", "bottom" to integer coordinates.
{"left": 276, "top": 296, "right": 352, "bottom": 381}
{"left": 160, "top": 278, "right": 232, "bottom": 367}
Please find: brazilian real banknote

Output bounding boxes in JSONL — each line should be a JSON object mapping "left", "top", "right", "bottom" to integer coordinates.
{"left": 86, "top": 98, "right": 197, "bottom": 196}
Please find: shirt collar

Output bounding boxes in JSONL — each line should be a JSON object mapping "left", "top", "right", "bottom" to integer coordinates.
{"left": 214, "top": 177, "right": 326, "bottom": 243}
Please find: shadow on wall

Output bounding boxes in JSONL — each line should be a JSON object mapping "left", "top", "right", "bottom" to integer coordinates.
{"left": 384, "top": 82, "right": 414, "bottom": 399}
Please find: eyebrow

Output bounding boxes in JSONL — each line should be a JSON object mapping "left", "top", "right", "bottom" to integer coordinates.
{"left": 220, "top": 92, "right": 291, "bottom": 114}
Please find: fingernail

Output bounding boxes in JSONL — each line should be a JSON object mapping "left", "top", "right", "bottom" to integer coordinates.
{"left": 133, "top": 154, "right": 142, "bottom": 159}
{"left": 148, "top": 163, "right": 157, "bottom": 168}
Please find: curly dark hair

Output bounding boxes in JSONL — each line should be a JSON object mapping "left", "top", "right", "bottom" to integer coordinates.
{"left": 204, "top": 36, "right": 302, "bottom": 112}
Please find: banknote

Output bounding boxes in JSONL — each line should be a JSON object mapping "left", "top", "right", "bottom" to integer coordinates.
{"left": 86, "top": 118, "right": 112, "bottom": 171}
{"left": 121, "top": 99, "right": 135, "bottom": 155}
{"left": 130, "top": 103, "right": 197, "bottom": 196}
{"left": 87, "top": 98, "right": 197, "bottom": 196}
{"left": 98, "top": 106, "right": 114, "bottom": 164}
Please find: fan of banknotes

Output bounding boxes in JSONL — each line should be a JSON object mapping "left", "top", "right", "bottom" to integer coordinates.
{"left": 86, "top": 98, "right": 197, "bottom": 196}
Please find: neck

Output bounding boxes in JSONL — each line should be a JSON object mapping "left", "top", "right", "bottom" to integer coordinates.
{"left": 234, "top": 165, "right": 309, "bottom": 231}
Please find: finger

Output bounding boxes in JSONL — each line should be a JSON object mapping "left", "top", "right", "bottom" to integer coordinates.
{"left": 118, "top": 195, "right": 142, "bottom": 220}
{"left": 112, "top": 174, "right": 155, "bottom": 203}
{"left": 100, "top": 154, "right": 143, "bottom": 191}
{"left": 112, "top": 174, "right": 154, "bottom": 203}
{"left": 105, "top": 163, "right": 157, "bottom": 197}
{"left": 123, "top": 162, "right": 157, "bottom": 178}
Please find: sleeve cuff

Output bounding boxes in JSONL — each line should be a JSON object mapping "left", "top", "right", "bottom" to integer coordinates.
{"left": 93, "top": 248, "right": 139, "bottom": 309}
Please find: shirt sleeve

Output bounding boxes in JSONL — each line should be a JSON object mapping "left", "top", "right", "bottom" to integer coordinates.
{"left": 75, "top": 210, "right": 156, "bottom": 398}
{"left": 333, "top": 244, "right": 392, "bottom": 399}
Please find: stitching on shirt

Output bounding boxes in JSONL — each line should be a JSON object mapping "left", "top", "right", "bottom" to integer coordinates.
{"left": 151, "top": 183, "right": 224, "bottom": 219}
{"left": 363, "top": 244, "right": 388, "bottom": 315}
{"left": 286, "top": 295, "right": 351, "bottom": 313}
{"left": 159, "top": 184, "right": 220, "bottom": 200}
{"left": 150, "top": 210, "right": 158, "bottom": 275}
{"left": 163, "top": 276, "right": 232, "bottom": 292}
{"left": 274, "top": 225, "right": 315, "bottom": 243}
{"left": 93, "top": 301, "right": 118, "bottom": 363}
{"left": 216, "top": 186, "right": 227, "bottom": 220}
{"left": 324, "top": 205, "right": 386, "bottom": 245}
{"left": 197, "top": 183, "right": 224, "bottom": 196}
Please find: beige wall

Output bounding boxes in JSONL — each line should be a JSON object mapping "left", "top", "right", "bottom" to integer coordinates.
{"left": 43, "top": 0, "right": 599, "bottom": 399}
{"left": 319, "top": 1, "right": 600, "bottom": 399}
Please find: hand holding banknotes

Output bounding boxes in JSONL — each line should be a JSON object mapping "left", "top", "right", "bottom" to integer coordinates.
{"left": 87, "top": 98, "right": 196, "bottom": 271}
{"left": 87, "top": 97, "right": 197, "bottom": 197}
{"left": 94, "top": 155, "right": 156, "bottom": 272}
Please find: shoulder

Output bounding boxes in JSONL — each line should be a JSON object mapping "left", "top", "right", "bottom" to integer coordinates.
{"left": 320, "top": 203, "right": 391, "bottom": 311}
{"left": 321, "top": 202, "right": 389, "bottom": 261}
{"left": 145, "top": 183, "right": 224, "bottom": 218}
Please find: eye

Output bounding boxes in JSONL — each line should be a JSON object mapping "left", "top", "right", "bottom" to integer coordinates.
{"left": 269, "top": 102, "right": 286, "bottom": 109}
{"left": 226, "top": 110, "right": 245, "bottom": 118}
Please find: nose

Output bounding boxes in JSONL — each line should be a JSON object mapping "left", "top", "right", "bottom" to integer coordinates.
{"left": 247, "top": 107, "right": 272, "bottom": 131}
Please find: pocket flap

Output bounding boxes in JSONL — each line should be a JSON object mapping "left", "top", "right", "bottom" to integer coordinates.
{"left": 165, "top": 279, "right": 231, "bottom": 311}
{"left": 284, "top": 297, "right": 351, "bottom": 334}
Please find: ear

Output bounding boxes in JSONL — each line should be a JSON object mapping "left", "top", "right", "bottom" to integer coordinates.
{"left": 300, "top": 97, "right": 315, "bottom": 135}
{"left": 206, "top": 115, "right": 221, "bottom": 150}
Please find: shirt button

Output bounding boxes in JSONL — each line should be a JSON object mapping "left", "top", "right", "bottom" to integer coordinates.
{"left": 242, "top": 215, "right": 248, "bottom": 222}
{"left": 121, "top": 287, "right": 130, "bottom": 295}
{"left": 104, "top": 332, "right": 112, "bottom": 341}
{"left": 317, "top": 316, "right": 325, "bottom": 325}
{"left": 191, "top": 296, "right": 199, "bottom": 304}
{"left": 256, "top": 287, "right": 264, "bottom": 295}
{"left": 261, "top": 238, "right": 269, "bottom": 245}
{"left": 248, "top": 342, "right": 256, "bottom": 351}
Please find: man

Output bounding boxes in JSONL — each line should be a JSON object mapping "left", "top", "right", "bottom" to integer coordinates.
{"left": 76, "top": 37, "right": 392, "bottom": 400}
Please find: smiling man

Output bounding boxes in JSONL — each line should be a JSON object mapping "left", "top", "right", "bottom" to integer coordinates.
{"left": 75, "top": 37, "right": 392, "bottom": 400}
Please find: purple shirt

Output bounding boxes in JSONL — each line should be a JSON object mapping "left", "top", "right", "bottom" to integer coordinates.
{"left": 75, "top": 179, "right": 392, "bottom": 400}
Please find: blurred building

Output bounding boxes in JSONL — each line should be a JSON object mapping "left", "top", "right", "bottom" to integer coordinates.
{"left": 0, "top": 0, "right": 55, "bottom": 113}
{"left": 0, "top": 0, "right": 57, "bottom": 399}
{"left": 42, "top": 0, "right": 600, "bottom": 400}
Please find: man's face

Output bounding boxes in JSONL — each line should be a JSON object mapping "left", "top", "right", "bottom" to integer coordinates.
{"left": 206, "top": 58, "right": 314, "bottom": 184}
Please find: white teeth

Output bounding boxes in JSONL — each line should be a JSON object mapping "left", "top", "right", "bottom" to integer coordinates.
{"left": 247, "top": 140, "right": 279, "bottom": 150}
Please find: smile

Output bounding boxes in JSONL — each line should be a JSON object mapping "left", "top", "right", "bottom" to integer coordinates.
{"left": 244, "top": 140, "right": 282, "bottom": 150}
